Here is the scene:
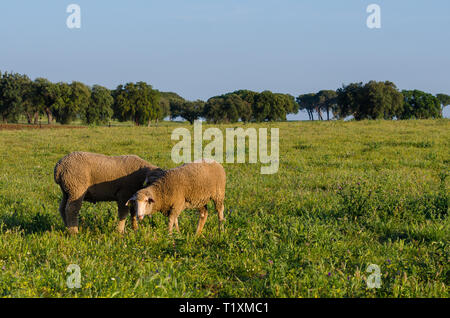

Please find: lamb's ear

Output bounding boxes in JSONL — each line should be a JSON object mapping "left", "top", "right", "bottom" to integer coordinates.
{"left": 125, "top": 195, "right": 137, "bottom": 207}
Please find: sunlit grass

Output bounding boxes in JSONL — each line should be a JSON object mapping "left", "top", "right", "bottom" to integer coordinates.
{"left": 0, "top": 119, "right": 448, "bottom": 297}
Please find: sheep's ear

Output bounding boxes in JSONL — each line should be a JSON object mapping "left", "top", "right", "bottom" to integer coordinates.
{"left": 125, "top": 195, "right": 137, "bottom": 207}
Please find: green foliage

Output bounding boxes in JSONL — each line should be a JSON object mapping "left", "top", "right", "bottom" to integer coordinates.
{"left": 436, "top": 93, "right": 450, "bottom": 113}
{"left": 336, "top": 81, "right": 404, "bottom": 120}
{"left": 1, "top": 69, "right": 448, "bottom": 125}
{"left": 0, "top": 72, "right": 31, "bottom": 123}
{"left": 171, "top": 99, "right": 205, "bottom": 124}
{"left": 399, "top": 90, "right": 442, "bottom": 120}
{"left": 84, "top": 85, "right": 113, "bottom": 125}
{"left": 297, "top": 90, "right": 337, "bottom": 121}
{"left": 112, "top": 82, "right": 160, "bottom": 126}
{"left": 51, "top": 82, "right": 74, "bottom": 125}
{"left": 296, "top": 93, "right": 317, "bottom": 120}
{"left": 316, "top": 90, "right": 338, "bottom": 120}
{"left": 204, "top": 94, "right": 242, "bottom": 123}
{"left": 157, "top": 91, "right": 181, "bottom": 121}
{"left": 204, "top": 90, "right": 297, "bottom": 123}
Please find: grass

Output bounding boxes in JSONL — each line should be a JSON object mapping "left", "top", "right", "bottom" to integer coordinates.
{"left": 0, "top": 119, "right": 448, "bottom": 297}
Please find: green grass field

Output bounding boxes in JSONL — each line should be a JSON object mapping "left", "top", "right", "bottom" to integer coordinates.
{"left": 0, "top": 120, "right": 448, "bottom": 297}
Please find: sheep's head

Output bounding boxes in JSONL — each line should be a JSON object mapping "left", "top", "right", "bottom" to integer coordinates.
{"left": 126, "top": 190, "right": 155, "bottom": 221}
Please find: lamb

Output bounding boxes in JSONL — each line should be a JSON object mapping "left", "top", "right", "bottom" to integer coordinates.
{"left": 54, "top": 151, "right": 161, "bottom": 234}
{"left": 126, "top": 159, "right": 226, "bottom": 236}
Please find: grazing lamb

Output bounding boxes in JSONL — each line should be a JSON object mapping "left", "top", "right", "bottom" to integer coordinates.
{"left": 54, "top": 151, "right": 161, "bottom": 234}
{"left": 126, "top": 159, "right": 226, "bottom": 236}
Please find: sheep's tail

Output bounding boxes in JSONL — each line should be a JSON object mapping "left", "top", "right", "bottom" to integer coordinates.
{"left": 54, "top": 160, "right": 63, "bottom": 185}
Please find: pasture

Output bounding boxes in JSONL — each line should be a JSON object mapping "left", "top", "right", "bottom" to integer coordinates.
{"left": 0, "top": 120, "right": 448, "bottom": 297}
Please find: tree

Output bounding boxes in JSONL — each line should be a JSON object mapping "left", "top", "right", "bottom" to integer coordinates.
{"left": 204, "top": 93, "right": 255, "bottom": 123}
{"left": 157, "top": 91, "right": 182, "bottom": 121}
{"left": 51, "top": 82, "right": 74, "bottom": 124}
{"left": 22, "top": 79, "right": 40, "bottom": 124}
{"left": 84, "top": 85, "right": 113, "bottom": 125}
{"left": 173, "top": 100, "right": 205, "bottom": 124}
{"left": 112, "top": 82, "right": 160, "bottom": 126}
{"left": 336, "top": 82, "right": 363, "bottom": 120}
{"left": 336, "top": 81, "right": 403, "bottom": 120}
{"left": 231, "top": 90, "right": 257, "bottom": 122}
{"left": 436, "top": 94, "right": 450, "bottom": 117}
{"left": 296, "top": 93, "right": 317, "bottom": 120}
{"left": 399, "top": 90, "right": 442, "bottom": 119}
{"left": 235, "top": 96, "right": 253, "bottom": 123}
{"left": 252, "top": 91, "right": 273, "bottom": 122}
{"left": 269, "top": 93, "right": 297, "bottom": 121}
{"left": 316, "top": 90, "right": 338, "bottom": 120}
{"left": 33, "top": 78, "right": 58, "bottom": 124}
{"left": 51, "top": 81, "right": 91, "bottom": 124}
{"left": 204, "top": 95, "right": 237, "bottom": 123}
{"left": 0, "top": 72, "right": 31, "bottom": 123}
{"left": 363, "top": 81, "right": 403, "bottom": 120}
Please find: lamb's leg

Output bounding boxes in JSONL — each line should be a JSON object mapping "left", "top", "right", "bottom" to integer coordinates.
{"left": 168, "top": 207, "right": 183, "bottom": 235}
{"left": 215, "top": 200, "right": 225, "bottom": 233}
{"left": 195, "top": 205, "right": 208, "bottom": 236}
{"left": 65, "top": 194, "right": 84, "bottom": 235}
{"left": 59, "top": 191, "right": 68, "bottom": 227}
{"left": 131, "top": 210, "right": 138, "bottom": 231}
{"left": 174, "top": 217, "right": 181, "bottom": 233}
{"left": 117, "top": 203, "right": 129, "bottom": 234}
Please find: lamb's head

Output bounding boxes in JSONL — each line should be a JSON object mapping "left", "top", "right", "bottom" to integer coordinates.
{"left": 126, "top": 189, "right": 156, "bottom": 221}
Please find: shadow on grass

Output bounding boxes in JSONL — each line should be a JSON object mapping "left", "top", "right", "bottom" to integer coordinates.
{"left": 0, "top": 211, "right": 62, "bottom": 234}
{"left": 376, "top": 229, "right": 442, "bottom": 245}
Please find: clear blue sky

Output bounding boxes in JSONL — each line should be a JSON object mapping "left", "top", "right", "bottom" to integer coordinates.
{"left": 1, "top": 0, "right": 449, "bottom": 119}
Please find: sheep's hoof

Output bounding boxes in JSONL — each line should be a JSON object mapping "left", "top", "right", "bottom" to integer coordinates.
{"left": 195, "top": 232, "right": 205, "bottom": 238}
{"left": 67, "top": 227, "right": 79, "bottom": 235}
{"left": 116, "top": 228, "right": 125, "bottom": 235}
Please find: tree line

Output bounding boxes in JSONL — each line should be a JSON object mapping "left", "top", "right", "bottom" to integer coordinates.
{"left": 0, "top": 70, "right": 448, "bottom": 125}
{"left": 298, "top": 81, "right": 449, "bottom": 121}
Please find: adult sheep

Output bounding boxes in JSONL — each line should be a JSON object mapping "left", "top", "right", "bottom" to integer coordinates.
{"left": 54, "top": 151, "right": 162, "bottom": 234}
{"left": 126, "top": 159, "right": 226, "bottom": 236}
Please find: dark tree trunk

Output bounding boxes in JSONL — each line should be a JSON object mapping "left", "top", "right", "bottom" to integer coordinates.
{"left": 317, "top": 108, "right": 323, "bottom": 120}
{"left": 45, "top": 109, "right": 53, "bottom": 124}
{"left": 26, "top": 112, "right": 33, "bottom": 124}
{"left": 327, "top": 107, "right": 330, "bottom": 121}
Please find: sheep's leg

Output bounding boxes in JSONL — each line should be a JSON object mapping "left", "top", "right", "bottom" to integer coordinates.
{"left": 65, "top": 195, "right": 84, "bottom": 235}
{"left": 168, "top": 214, "right": 177, "bottom": 235}
{"left": 168, "top": 207, "right": 183, "bottom": 235}
{"left": 174, "top": 217, "right": 181, "bottom": 233}
{"left": 195, "top": 205, "right": 208, "bottom": 236}
{"left": 58, "top": 191, "right": 68, "bottom": 227}
{"left": 215, "top": 200, "right": 225, "bottom": 233}
{"left": 131, "top": 211, "right": 138, "bottom": 231}
{"left": 117, "top": 203, "right": 129, "bottom": 234}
